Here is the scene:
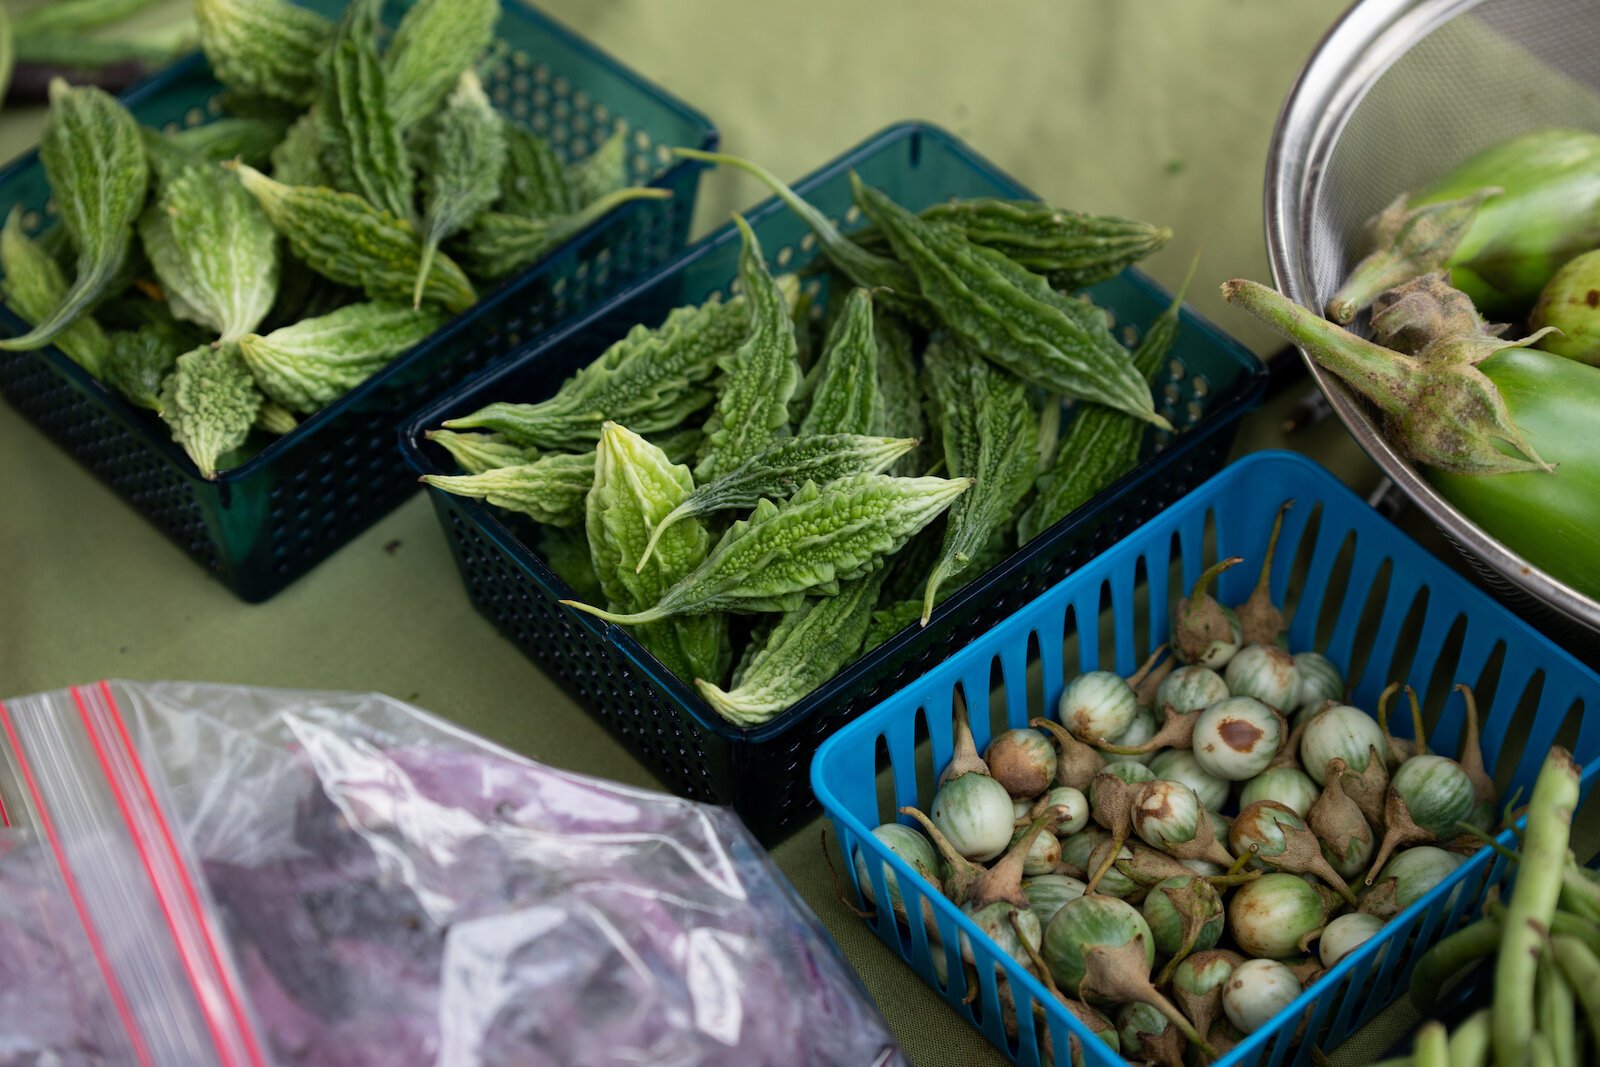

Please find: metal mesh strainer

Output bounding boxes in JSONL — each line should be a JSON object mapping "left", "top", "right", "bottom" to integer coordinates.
{"left": 1265, "top": 0, "right": 1600, "bottom": 649}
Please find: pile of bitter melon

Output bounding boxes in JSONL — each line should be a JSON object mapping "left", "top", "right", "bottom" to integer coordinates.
{"left": 426, "top": 149, "right": 1180, "bottom": 725}
{"left": 0, "top": 0, "right": 661, "bottom": 478}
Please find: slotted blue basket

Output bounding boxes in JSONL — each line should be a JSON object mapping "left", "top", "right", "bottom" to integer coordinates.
{"left": 812, "top": 450, "right": 1600, "bottom": 1067}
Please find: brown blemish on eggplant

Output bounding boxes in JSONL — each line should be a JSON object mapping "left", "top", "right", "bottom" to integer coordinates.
{"left": 1218, "top": 717, "right": 1265, "bottom": 752}
{"left": 1586, "top": 289, "right": 1598, "bottom": 307}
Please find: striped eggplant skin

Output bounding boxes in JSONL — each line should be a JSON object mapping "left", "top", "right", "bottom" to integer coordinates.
{"left": 1141, "top": 875, "right": 1223, "bottom": 957}
{"left": 1301, "top": 704, "right": 1388, "bottom": 786}
{"left": 1223, "top": 643, "right": 1299, "bottom": 711}
{"left": 856, "top": 823, "right": 941, "bottom": 911}
{"left": 1058, "top": 670, "right": 1141, "bottom": 743}
{"left": 931, "top": 771, "right": 1015, "bottom": 862}
{"left": 1156, "top": 665, "right": 1230, "bottom": 715}
{"left": 1292, "top": 651, "right": 1344, "bottom": 711}
{"left": 1390, "top": 755, "right": 1476, "bottom": 838}
{"left": 1240, "top": 767, "right": 1320, "bottom": 819}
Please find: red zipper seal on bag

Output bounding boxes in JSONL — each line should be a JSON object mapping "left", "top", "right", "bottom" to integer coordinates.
{"left": 0, "top": 698, "right": 157, "bottom": 1067}
{"left": 72, "top": 683, "right": 270, "bottom": 1067}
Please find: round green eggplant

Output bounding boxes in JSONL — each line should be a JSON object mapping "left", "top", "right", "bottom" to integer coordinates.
{"left": 1532, "top": 248, "right": 1600, "bottom": 364}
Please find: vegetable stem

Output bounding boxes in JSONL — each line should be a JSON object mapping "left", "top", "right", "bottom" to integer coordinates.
{"left": 1409, "top": 916, "right": 1501, "bottom": 1015}
{"left": 1551, "top": 935, "right": 1600, "bottom": 1054}
{"left": 1447, "top": 1009, "right": 1492, "bottom": 1067}
{"left": 1492, "top": 748, "right": 1580, "bottom": 1067}
{"left": 1413, "top": 1021, "right": 1449, "bottom": 1067}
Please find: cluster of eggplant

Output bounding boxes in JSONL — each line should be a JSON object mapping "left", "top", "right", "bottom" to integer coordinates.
{"left": 852, "top": 505, "right": 1497, "bottom": 1064}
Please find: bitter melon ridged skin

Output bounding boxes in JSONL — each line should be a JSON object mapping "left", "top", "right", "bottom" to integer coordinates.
{"left": 695, "top": 215, "right": 802, "bottom": 483}
{"left": 0, "top": 208, "right": 110, "bottom": 374}
{"left": 426, "top": 429, "right": 540, "bottom": 475}
{"left": 196, "top": 0, "right": 333, "bottom": 106}
{"left": 425, "top": 450, "right": 595, "bottom": 528}
{"left": 586, "top": 423, "right": 728, "bottom": 686}
{"left": 443, "top": 294, "right": 751, "bottom": 449}
{"left": 317, "top": 0, "right": 413, "bottom": 222}
{"left": 851, "top": 174, "right": 1166, "bottom": 429}
{"left": 233, "top": 164, "right": 477, "bottom": 313}
{"left": 104, "top": 326, "right": 181, "bottom": 411}
{"left": 562, "top": 473, "right": 972, "bottom": 624}
{"left": 456, "top": 185, "right": 671, "bottom": 280}
{"left": 798, "top": 287, "right": 886, "bottom": 437}
{"left": 636, "top": 433, "right": 919, "bottom": 571}
{"left": 695, "top": 570, "right": 886, "bottom": 725}
{"left": 384, "top": 0, "right": 499, "bottom": 133}
{"left": 0, "top": 80, "right": 148, "bottom": 353}
{"left": 909, "top": 198, "right": 1170, "bottom": 292}
{"left": 141, "top": 117, "right": 290, "bottom": 183}
{"left": 499, "top": 122, "right": 576, "bottom": 218}
{"left": 872, "top": 308, "right": 926, "bottom": 476}
{"left": 159, "top": 341, "right": 263, "bottom": 479}
{"left": 140, "top": 162, "right": 279, "bottom": 341}
{"left": 1018, "top": 263, "right": 1192, "bottom": 544}
{"left": 920, "top": 338, "right": 1037, "bottom": 621}
{"left": 415, "top": 71, "right": 505, "bottom": 305}
{"left": 238, "top": 301, "right": 447, "bottom": 413}
{"left": 567, "top": 127, "right": 628, "bottom": 208}
{"left": 269, "top": 113, "right": 327, "bottom": 188}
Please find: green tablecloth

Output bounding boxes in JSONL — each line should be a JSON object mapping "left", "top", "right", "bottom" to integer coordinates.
{"left": 0, "top": 3, "right": 1426, "bottom": 1063}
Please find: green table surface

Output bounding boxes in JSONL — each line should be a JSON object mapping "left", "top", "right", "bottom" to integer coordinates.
{"left": 0, "top": 2, "right": 1445, "bottom": 1063}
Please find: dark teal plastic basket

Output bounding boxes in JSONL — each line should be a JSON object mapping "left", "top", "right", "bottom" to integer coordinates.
{"left": 0, "top": 0, "right": 714, "bottom": 602}
{"left": 400, "top": 122, "right": 1267, "bottom": 843}
{"left": 812, "top": 451, "right": 1600, "bottom": 1066}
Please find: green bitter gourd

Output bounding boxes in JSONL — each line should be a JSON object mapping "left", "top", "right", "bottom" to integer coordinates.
{"left": 0, "top": 80, "right": 148, "bottom": 353}
{"left": 561, "top": 473, "right": 971, "bottom": 624}
{"left": 919, "top": 338, "right": 1038, "bottom": 622}
{"left": 797, "top": 286, "right": 886, "bottom": 437}
{"left": 694, "top": 215, "right": 802, "bottom": 482}
{"left": 238, "top": 301, "right": 447, "bottom": 413}
{"left": 0, "top": 207, "right": 110, "bottom": 374}
{"left": 586, "top": 422, "right": 728, "bottom": 686}
{"left": 414, "top": 70, "right": 505, "bottom": 306}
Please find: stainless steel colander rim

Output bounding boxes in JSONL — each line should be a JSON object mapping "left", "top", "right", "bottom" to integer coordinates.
{"left": 1262, "top": 0, "right": 1600, "bottom": 637}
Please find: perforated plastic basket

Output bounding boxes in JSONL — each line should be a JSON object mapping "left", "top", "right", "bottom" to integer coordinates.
{"left": 0, "top": 0, "right": 714, "bottom": 602}
{"left": 400, "top": 122, "right": 1266, "bottom": 843}
{"left": 811, "top": 450, "right": 1600, "bottom": 1066}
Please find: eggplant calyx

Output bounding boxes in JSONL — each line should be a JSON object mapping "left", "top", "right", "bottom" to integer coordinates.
{"left": 1324, "top": 187, "right": 1501, "bottom": 324}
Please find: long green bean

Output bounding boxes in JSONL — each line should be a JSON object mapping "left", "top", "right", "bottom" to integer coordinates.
{"left": 1413, "top": 1022, "right": 1449, "bottom": 1067}
{"left": 1408, "top": 916, "right": 1500, "bottom": 1016}
{"left": 1447, "top": 1010, "right": 1492, "bottom": 1067}
{"left": 1494, "top": 749, "right": 1580, "bottom": 1067}
{"left": 1551, "top": 935, "right": 1600, "bottom": 1055}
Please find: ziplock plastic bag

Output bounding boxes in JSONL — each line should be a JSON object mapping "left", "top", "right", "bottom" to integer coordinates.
{"left": 0, "top": 681, "right": 906, "bottom": 1067}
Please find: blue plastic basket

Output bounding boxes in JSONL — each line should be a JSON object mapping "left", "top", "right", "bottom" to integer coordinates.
{"left": 400, "top": 121, "right": 1267, "bottom": 844}
{"left": 0, "top": 0, "right": 714, "bottom": 601}
{"left": 812, "top": 450, "right": 1600, "bottom": 1066}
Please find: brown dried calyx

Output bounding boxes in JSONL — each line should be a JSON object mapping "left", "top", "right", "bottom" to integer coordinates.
{"left": 1174, "top": 557, "right": 1243, "bottom": 664}
{"left": 1343, "top": 744, "right": 1391, "bottom": 830}
{"left": 1268, "top": 711, "right": 1314, "bottom": 771}
{"left": 1031, "top": 716, "right": 1105, "bottom": 791}
{"left": 1236, "top": 501, "right": 1292, "bottom": 648}
{"left": 1232, "top": 800, "right": 1359, "bottom": 907}
{"left": 940, "top": 701, "right": 990, "bottom": 786}
{"left": 1083, "top": 773, "right": 1138, "bottom": 893}
{"left": 1363, "top": 790, "right": 1435, "bottom": 885}
{"left": 1370, "top": 272, "right": 1507, "bottom": 355}
{"left": 1096, "top": 703, "right": 1197, "bottom": 755}
{"left": 1171, "top": 949, "right": 1244, "bottom": 1043}
{"left": 968, "top": 808, "right": 1067, "bottom": 909}
{"left": 1079, "top": 938, "right": 1215, "bottom": 1057}
{"left": 1308, "top": 757, "right": 1375, "bottom": 864}
{"left": 1324, "top": 189, "right": 1501, "bottom": 325}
